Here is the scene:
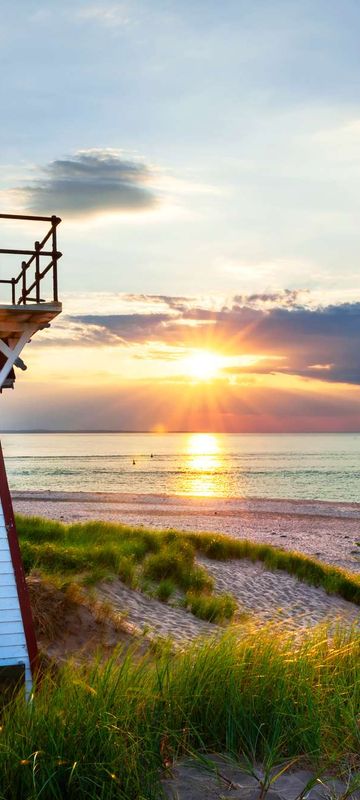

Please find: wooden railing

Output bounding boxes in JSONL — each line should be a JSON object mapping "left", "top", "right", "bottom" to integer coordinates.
{"left": 0, "top": 214, "right": 62, "bottom": 305}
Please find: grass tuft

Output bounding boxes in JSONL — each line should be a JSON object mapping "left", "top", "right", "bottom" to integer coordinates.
{"left": 117, "top": 555, "right": 137, "bottom": 588}
{"left": 184, "top": 591, "right": 238, "bottom": 622}
{"left": 155, "top": 578, "right": 176, "bottom": 602}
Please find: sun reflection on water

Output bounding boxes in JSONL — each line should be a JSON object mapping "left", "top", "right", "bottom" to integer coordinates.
{"left": 179, "top": 433, "right": 227, "bottom": 496}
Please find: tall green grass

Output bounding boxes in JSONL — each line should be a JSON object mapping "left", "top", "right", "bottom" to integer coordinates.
{"left": 0, "top": 624, "right": 359, "bottom": 799}
{"left": 16, "top": 515, "right": 360, "bottom": 610}
{"left": 17, "top": 516, "right": 235, "bottom": 622}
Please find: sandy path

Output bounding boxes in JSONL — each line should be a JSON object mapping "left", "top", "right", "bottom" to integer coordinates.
{"left": 162, "top": 757, "right": 359, "bottom": 800}
{"left": 12, "top": 491, "right": 360, "bottom": 572}
{"left": 95, "top": 560, "right": 360, "bottom": 643}
{"left": 201, "top": 557, "right": 360, "bottom": 629}
{"left": 97, "top": 579, "right": 214, "bottom": 642}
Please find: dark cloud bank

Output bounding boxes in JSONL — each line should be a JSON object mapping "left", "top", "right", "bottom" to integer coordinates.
{"left": 20, "top": 150, "right": 157, "bottom": 215}
{"left": 65, "top": 296, "right": 360, "bottom": 386}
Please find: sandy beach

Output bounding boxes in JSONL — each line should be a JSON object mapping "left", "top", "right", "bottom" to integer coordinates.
{"left": 15, "top": 490, "right": 360, "bottom": 641}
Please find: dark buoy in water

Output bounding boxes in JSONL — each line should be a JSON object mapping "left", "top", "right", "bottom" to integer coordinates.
{"left": 150, "top": 453, "right": 153, "bottom": 458}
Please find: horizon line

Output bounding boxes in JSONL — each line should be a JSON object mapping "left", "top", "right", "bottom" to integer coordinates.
{"left": 1, "top": 429, "right": 360, "bottom": 435}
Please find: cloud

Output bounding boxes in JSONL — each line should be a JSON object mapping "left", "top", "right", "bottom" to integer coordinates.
{"left": 61, "top": 294, "right": 360, "bottom": 386}
{"left": 76, "top": 3, "right": 131, "bottom": 28}
{"left": 232, "top": 289, "right": 309, "bottom": 309}
{"left": 69, "top": 313, "right": 171, "bottom": 344}
{"left": 122, "top": 294, "right": 197, "bottom": 311}
{"left": 19, "top": 149, "right": 157, "bottom": 216}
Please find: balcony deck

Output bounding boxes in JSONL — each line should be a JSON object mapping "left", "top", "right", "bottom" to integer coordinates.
{"left": 0, "top": 214, "right": 62, "bottom": 391}
{"left": 0, "top": 302, "right": 62, "bottom": 340}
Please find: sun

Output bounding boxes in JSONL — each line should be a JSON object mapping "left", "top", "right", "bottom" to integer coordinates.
{"left": 183, "top": 350, "right": 225, "bottom": 381}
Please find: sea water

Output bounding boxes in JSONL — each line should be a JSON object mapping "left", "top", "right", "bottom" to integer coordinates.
{"left": 1, "top": 432, "right": 360, "bottom": 502}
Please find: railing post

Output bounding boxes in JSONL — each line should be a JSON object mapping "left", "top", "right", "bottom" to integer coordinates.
{"left": 35, "top": 241, "right": 40, "bottom": 303}
{"left": 51, "top": 215, "right": 58, "bottom": 302}
{"left": 21, "top": 261, "right": 27, "bottom": 304}
{"left": 11, "top": 279, "right": 16, "bottom": 305}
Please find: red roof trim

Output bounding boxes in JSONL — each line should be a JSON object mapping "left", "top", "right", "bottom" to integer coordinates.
{"left": 0, "top": 443, "right": 38, "bottom": 677}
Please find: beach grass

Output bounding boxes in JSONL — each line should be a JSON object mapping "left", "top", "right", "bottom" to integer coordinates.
{"left": 183, "top": 590, "right": 238, "bottom": 621}
{"left": 16, "top": 515, "right": 360, "bottom": 615}
{"left": 0, "top": 623, "right": 359, "bottom": 799}
{"left": 154, "top": 578, "right": 176, "bottom": 602}
{"left": 17, "top": 516, "right": 236, "bottom": 623}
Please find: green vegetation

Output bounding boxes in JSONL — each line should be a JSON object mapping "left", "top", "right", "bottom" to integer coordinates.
{"left": 6, "top": 517, "right": 360, "bottom": 797}
{"left": 154, "top": 578, "right": 176, "bottom": 602}
{"left": 143, "top": 540, "right": 213, "bottom": 592}
{"left": 17, "top": 514, "right": 360, "bottom": 615}
{"left": 1, "top": 624, "right": 359, "bottom": 799}
{"left": 184, "top": 590, "right": 238, "bottom": 622}
{"left": 16, "top": 516, "right": 234, "bottom": 622}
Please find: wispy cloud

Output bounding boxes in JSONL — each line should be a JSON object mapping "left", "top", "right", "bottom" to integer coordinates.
{"left": 17, "top": 149, "right": 158, "bottom": 217}
{"left": 76, "top": 3, "right": 131, "bottom": 27}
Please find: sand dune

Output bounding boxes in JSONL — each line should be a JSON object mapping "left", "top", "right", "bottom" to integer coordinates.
{"left": 14, "top": 491, "right": 360, "bottom": 640}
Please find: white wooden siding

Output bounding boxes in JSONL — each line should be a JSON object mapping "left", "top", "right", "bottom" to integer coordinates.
{"left": 0, "top": 500, "right": 31, "bottom": 691}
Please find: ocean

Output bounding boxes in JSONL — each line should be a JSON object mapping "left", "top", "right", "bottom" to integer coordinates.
{"left": 1, "top": 432, "right": 360, "bottom": 502}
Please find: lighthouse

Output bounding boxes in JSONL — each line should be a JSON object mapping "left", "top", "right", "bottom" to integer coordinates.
{"left": 0, "top": 213, "right": 62, "bottom": 694}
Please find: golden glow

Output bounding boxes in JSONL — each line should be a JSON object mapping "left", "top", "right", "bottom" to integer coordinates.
{"left": 182, "top": 350, "right": 225, "bottom": 381}
{"left": 187, "top": 432, "right": 219, "bottom": 461}
{"left": 176, "top": 433, "right": 227, "bottom": 497}
{"left": 150, "top": 422, "right": 167, "bottom": 434}
{"left": 187, "top": 432, "right": 219, "bottom": 456}
{"left": 187, "top": 433, "right": 221, "bottom": 496}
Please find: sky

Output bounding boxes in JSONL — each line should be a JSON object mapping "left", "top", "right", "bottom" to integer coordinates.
{"left": 1, "top": 0, "right": 360, "bottom": 431}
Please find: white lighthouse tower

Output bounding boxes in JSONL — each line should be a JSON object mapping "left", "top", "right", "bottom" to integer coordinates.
{"left": 0, "top": 213, "right": 62, "bottom": 693}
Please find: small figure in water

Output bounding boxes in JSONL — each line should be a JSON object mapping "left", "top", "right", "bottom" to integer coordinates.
{"left": 150, "top": 453, "right": 153, "bottom": 458}
{"left": 133, "top": 459, "right": 136, "bottom": 465}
